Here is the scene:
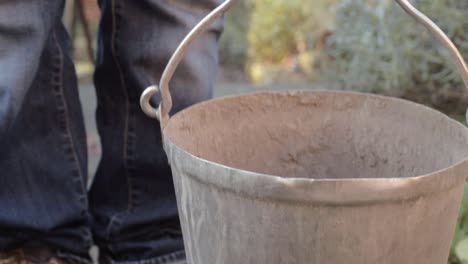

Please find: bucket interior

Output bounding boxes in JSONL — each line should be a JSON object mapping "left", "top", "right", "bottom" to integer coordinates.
{"left": 165, "top": 91, "right": 468, "bottom": 179}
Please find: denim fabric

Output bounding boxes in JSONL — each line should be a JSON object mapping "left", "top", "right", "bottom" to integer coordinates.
{"left": 0, "top": 0, "right": 223, "bottom": 263}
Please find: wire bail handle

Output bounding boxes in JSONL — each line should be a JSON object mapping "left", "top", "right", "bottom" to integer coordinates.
{"left": 140, "top": 0, "right": 468, "bottom": 126}
{"left": 139, "top": 0, "right": 237, "bottom": 128}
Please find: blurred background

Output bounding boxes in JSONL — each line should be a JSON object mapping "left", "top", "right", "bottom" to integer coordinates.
{"left": 65, "top": 0, "right": 468, "bottom": 263}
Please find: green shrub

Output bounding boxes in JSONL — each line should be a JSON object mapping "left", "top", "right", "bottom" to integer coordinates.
{"left": 246, "top": 0, "right": 336, "bottom": 83}
{"left": 219, "top": 1, "right": 253, "bottom": 68}
{"left": 451, "top": 184, "right": 468, "bottom": 264}
{"left": 322, "top": 0, "right": 468, "bottom": 113}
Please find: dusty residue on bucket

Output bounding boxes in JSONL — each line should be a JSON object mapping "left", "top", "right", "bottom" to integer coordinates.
{"left": 165, "top": 91, "right": 468, "bottom": 180}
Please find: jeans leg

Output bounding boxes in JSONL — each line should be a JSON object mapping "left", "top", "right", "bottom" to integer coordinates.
{"left": 89, "top": 0, "right": 223, "bottom": 263}
{"left": 0, "top": 1, "right": 92, "bottom": 262}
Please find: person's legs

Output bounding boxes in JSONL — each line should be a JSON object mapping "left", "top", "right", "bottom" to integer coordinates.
{"left": 0, "top": 0, "right": 92, "bottom": 263}
{"left": 89, "top": 0, "right": 223, "bottom": 263}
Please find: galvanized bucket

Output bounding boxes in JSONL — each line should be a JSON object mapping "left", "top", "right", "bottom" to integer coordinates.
{"left": 140, "top": 1, "right": 468, "bottom": 263}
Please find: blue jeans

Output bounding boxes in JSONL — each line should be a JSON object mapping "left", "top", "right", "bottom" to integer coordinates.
{"left": 0, "top": 0, "right": 222, "bottom": 263}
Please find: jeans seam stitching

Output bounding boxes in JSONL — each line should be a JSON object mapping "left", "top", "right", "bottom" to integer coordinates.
{"left": 51, "top": 30, "right": 92, "bottom": 246}
{"left": 105, "top": 214, "right": 122, "bottom": 241}
{"left": 52, "top": 28, "right": 90, "bottom": 205}
{"left": 107, "top": 0, "right": 136, "bottom": 230}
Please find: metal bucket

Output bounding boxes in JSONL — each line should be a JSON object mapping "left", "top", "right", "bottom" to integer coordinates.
{"left": 140, "top": 1, "right": 468, "bottom": 263}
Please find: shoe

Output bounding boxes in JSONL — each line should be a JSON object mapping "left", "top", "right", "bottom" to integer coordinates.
{"left": 0, "top": 248, "right": 71, "bottom": 264}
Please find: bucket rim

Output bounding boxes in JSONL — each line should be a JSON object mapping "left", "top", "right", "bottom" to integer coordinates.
{"left": 163, "top": 90, "right": 468, "bottom": 205}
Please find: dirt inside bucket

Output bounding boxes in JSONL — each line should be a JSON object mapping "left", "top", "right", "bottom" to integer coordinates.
{"left": 165, "top": 91, "right": 468, "bottom": 179}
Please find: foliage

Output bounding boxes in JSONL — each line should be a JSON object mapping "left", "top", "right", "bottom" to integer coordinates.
{"left": 450, "top": 184, "right": 468, "bottom": 264}
{"left": 245, "top": 0, "right": 336, "bottom": 83}
{"left": 322, "top": 0, "right": 468, "bottom": 110}
{"left": 219, "top": 1, "right": 253, "bottom": 67}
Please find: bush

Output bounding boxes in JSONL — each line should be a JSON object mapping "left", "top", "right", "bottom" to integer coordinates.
{"left": 219, "top": 1, "right": 253, "bottom": 68}
{"left": 322, "top": 0, "right": 468, "bottom": 114}
{"left": 451, "top": 184, "right": 468, "bottom": 264}
{"left": 246, "top": 0, "right": 336, "bottom": 83}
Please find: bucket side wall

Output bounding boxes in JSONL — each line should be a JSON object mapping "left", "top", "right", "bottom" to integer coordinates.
{"left": 172, "top": 166, "right": 465, "bottom": 264}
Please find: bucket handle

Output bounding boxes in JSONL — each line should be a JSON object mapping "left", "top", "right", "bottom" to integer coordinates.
{"left": 139, "top": 0, "right": 237, "bottom": 127}
{"left": 140, "top": 0, "right": 468, "bottom": 127}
